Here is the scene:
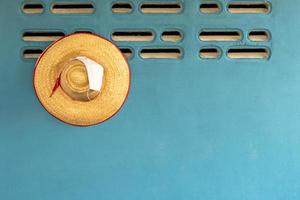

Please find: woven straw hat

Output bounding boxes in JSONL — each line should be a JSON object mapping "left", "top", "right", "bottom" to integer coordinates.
{"left": 33, "top": 33, "right": 130, "bottom": 126}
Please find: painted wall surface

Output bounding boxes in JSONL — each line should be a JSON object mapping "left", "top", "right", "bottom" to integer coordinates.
{"left": 1, "top": 0, "right": 300, "bottom": 199}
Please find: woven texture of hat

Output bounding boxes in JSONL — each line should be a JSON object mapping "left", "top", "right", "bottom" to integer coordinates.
{"left": 34, "top": 33, "right": 130, "bottom": 126}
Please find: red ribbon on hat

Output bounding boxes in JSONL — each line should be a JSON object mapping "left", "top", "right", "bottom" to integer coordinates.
{"left": 50, "top": 74, "right": 61, "bottom": 97}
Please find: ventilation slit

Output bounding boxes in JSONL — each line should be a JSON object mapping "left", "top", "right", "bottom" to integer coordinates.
{"left": 51, "top": 3, "right": 95, "bottom": 14}
{"left": 140, "top": 48, "right": 182, "bottom": 59}
{"left": 23, "top": 3, "right": 44, "bottom": 14}
{"left": 22, "top": 32, "right": 65, "bottom": 42}
{"left": 74, "top": 30, "right": 93, "bottom": 34}
{"left": 161, "top": 31, "right": 182, "bottom": 42}
{"left": 112, "top": 31, "right": 154, "bottom": 42}
{"left": 199, "top": 30, "right": 242, "bottom": 41}
{"left": 227, "top": 48, "right": 269, "bottom": 59}
{"left": 249, "top": 31, "right": 269, "bottom": 42}
{"left": 23, "top": 49, "right": 43, "bottom": 59}
{"left": 112, "top": 2, "right": 133, "bottom": 13}
{"left": 200, "top": 48, "right": 220, "bottom": 59}
{"left": 200, "top": 3, "right": 221, "bottom": 14}
{"left": 120, "top": 48, "right": 133, "bottom": 59}
{"left": 140, "top": 2, "right": 182, "bottom": 13}
{"left": 228, "top": 2, "right": 271, "bottom": 14}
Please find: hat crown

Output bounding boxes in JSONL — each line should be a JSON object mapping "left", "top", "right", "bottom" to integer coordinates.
{"left": 68, "top": 66, "right": 89, "bottom": 88}
{"left": 60, "top": 58, "right": 100, "bottom": 101}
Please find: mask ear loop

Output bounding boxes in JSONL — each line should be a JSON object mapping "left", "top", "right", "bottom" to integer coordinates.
{"left": 87, "top": 90, "right": 92, "bottom": 101}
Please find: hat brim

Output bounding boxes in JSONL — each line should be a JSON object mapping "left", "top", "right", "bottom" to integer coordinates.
{"left": 33, "top": 33, "right": 131, "bottom": 127}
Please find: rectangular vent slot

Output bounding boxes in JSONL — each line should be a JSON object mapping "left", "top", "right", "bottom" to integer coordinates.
{"left": 112, "top": 2, "right": 133, "bottom": 13}
{"left": 23, "top": 49, "right": 43, "bottom": 59}
{"left": 249, "top": 31, "right": 269, "bottom": 42}
{"left": 200, "top": 3, "right": 221, "bottom": 14}
{"left": 51, "top": 3, "right": 95, "bottom": 14}
{"left": 200, "top": 31, "right": 241, "bottom": 41}
{"left": 161, "top": 31, "right": 182, "bottom": 42}
{"left": 112, "top": 31, "right": 154, "bottom": 42}
{"left": 23, "top": 3, "right": 44, "bottom": 14}
{"left": 140, "top": 2, "right": 182, "bottom": 13}
{"left": 140, "top": 48, "right": 182, "bottom": 59}
{"left": 228, "top": 2, "right": 270, "bottom": 14}
{"left": 74, "top": 31, "right": 93, "bottom": 34}
{"left": 200, "top": 48, "right": 220, "bottom": 59}
{"left": 120, "top": 48, "right": 133, "bottom": 59}
{"left": 227, "top": 48, "right": 269, "bottom": 59}
{"left": 22, "top": 32, "right": 65, "bottom": 42}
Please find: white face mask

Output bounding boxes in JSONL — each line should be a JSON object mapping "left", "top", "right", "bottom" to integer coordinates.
{"left": 75, "top": 56, "right": 104, "bottom": 92}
